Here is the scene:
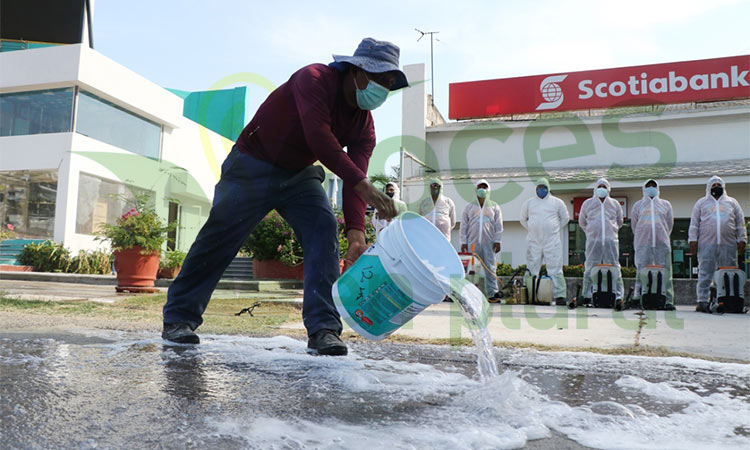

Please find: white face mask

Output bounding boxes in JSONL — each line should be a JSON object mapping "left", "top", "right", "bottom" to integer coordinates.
{"left": 596, "top": 187, "right": 608, "bottom": 198}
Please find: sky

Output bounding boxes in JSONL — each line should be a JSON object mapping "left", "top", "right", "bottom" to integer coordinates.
{"left": 91, "top": 0, "right": 750, "bottom": 176}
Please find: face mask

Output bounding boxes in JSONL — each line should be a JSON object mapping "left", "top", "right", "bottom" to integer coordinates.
{"left": 477, "top": 188, "right": 487, "bottom": 199}
{"left": 645, "top": 186, "right": 658, "bottom": 198}
{"left": 386, "top": 192, "right": 394, "bottom": 198}
{"left": 596, "top": 187, "right": 608, "bottom": 198}
{"left": 711, "top": 186, "right": 723, "bottom": 199}
{"left": 536, "top": 187, "right": 548, "bottom": 198}
{"left": 355, "top": 75, "right": 389, "bottom": 110}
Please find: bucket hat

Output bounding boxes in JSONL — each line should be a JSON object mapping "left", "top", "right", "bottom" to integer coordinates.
{"left": 332, "top": 38, "right": 409, "bottom": 90}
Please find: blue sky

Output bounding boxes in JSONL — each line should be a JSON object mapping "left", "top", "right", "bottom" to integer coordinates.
{"left": 92, "top": 0, "right": 750, "bottom": 175}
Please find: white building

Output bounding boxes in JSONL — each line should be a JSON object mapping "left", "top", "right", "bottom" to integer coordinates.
{"left": 399, "top": 62, "right": 750, "bottom": 277}
{"left": 0, "top": 43, "right": 233, "bottom": 253}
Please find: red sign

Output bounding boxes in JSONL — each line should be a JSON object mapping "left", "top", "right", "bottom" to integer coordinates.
{"left": 573, "top": 197, "right": 627, "bottom": 220}
{"left": 449, "top": 55, "right": 750, "bottom": 120}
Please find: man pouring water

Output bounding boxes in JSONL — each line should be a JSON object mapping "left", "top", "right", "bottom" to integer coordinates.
{"left": 162, "top": 38, "right": 408, "bottom": 356}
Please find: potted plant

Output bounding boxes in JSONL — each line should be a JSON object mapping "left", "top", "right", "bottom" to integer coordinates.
{"left": 158, "top": 249, "right": 186, "bottom": 279}
{"left": 98, "top": 194, "right": 174, "bottom": 290}
{"left": 242, "top": 210, "right": 375, "bottom": 279}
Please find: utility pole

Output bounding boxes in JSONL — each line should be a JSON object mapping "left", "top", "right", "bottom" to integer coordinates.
{"left": 415, "top": 28, "right": 439, "bottom": 106}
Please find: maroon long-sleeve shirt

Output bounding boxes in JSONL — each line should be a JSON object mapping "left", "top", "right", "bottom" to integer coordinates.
{"left": 236, "top": 64, "right": 375, "bottom": 232}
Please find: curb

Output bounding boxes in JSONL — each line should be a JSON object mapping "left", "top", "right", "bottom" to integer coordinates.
{"left": 0, "top": 271, "right": 303, "bottom": 291}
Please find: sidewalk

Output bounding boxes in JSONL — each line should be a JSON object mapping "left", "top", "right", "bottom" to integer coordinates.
{"left": 1, "top": 276, "right": 747, "bottom": 362}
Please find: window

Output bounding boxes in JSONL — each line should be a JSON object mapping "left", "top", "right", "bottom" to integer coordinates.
{"left": 0, "top": 88, "right": 74, "bottom": 136}
{"left": 0, "top": 170, "right": 57, "bottom": 239}
{"left": 75, "top": 173, "right": 150, "bottom": 235}
{"left": 75, "top": 91, "right": 162, "bottom": 160}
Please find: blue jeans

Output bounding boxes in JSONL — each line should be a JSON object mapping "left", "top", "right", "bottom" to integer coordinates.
{"left": 163, "top": 146, "right": 342, "bottom": 336}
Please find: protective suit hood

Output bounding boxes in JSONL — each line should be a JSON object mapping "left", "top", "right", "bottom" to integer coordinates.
{"left": 429, "top": 177, "right": 443, "bottom": 187}
{"left": 642, "top": 179, "right": 659, "bottom": 198}
{"left": 385, "top": 181, "right": 401, "bottom": 201}
{"left": 536, "top": 177, "right": 551, "bottom": 190}
{"left": 475, "top": 178, "right": 492, "bottom": 193}
{"left": 705, "top": 175, "right": 726, "bottom": 198}
{"left": 593, "top": 178, "right": 611, "bottom": 197}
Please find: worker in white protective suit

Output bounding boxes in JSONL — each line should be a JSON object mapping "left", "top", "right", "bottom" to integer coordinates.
{"left": 630, "top": 179, "right": 675, "bottom": 310}
{"left": 372, "top": 182, "right": 408, "bottom": 238}
{"left": 520, "top": 178, "right": 570, "bottom": 305}
{"left": 688, "top": 175, "right": 747, "bottom": 312}
{"left": 579, "top": 178, "right": 624, "bottom": 301}
{"left": 460, "top": 179, "right": 504, "bottom": 301}
{"left": 418, "top": 177, "right": 456, "bottom": 240}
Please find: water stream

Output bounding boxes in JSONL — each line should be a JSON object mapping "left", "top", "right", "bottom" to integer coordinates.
{"left": 450, "top": 278, "right": 500, "bottom": 380}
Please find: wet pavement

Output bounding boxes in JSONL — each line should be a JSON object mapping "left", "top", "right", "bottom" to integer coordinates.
{"left": 2, "top": 278, "right": 748, "bottom": 362}
{"left": 2, "top": 328, "right": 749, "bottom": 449}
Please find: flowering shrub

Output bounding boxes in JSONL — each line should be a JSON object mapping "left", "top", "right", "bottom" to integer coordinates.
{"left": 97, "top": 195, "right": 174, "bottom": 255}
{"left": 242, "top": 209, "right": 376, "bottom": 267}
{"left": 0, "top": 223, "right": 16, "bottom": 242}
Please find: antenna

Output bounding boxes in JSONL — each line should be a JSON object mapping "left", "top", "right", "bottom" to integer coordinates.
{"left": 415, "top": 28, "right": 439, "bottom": 106}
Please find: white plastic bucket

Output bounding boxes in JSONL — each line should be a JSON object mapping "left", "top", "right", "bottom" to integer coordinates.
{"left": 332, "top": 212, "right": 464, "bottom": 340}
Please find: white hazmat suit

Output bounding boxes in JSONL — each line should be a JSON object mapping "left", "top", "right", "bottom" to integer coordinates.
{"left": 460, "top": 179, "right": 504, "bottom": 297}
{"left": 579, "top": 178, "right": 624, "bottom": 299}
{"left": 372, "top": 182, "right": 408, "bottom": 239}
{"left": 688, "top": 176, "right": 747, "bottom": 302}
{"left": 418, "top": 178, "right": 456, "bottom": 240}
{"left": 631, "top": 179, "right": 674, "bottom": 303}
{"left": 520, "top": 178, "right": 570, "bottom": 300}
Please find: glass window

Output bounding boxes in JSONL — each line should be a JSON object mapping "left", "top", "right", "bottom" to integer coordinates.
{"left": 0, "top": 88, "right": 74, "bottom": 136}
{"left": 0, "top": 170, "right": 57, "bottom": 239}
{"left": 75, "top": 173, "right": 151, "bottom": 235}
{"left": 75, "top": 91, "right": 162, "bottom": 160}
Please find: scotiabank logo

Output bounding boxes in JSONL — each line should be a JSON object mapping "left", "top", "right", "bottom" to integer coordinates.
{"left": 536, "top": 74, "right": 568, "bottom": 110}
{"left": 449, "top": 55, "right": 750, "bottom": 120}
{"left": 578, "top": 65, "right": 748, "bottom": 100}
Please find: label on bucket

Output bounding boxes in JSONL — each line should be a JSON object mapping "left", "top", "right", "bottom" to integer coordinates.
{"left": 334, "top": 254, "right": 426, "bottom": 339}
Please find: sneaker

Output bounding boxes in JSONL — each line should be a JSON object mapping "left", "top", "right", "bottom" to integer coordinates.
{"left": 555, "top": 297, "right": 567, "bottom": 306}
{"left": 307, "top": 329, "right": 348, "bottom": 356}
{"left": 664, "top": 303, "right": 676, "bottom": 311}
{"left": 162, "top": 322, "right": 200, "bottom": 344}
{"left": 695, "top": 301, "right": 710, "bottom": 313}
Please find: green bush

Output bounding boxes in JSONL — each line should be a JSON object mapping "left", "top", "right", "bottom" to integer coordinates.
{"left": 160, "top": 249, "right": 187, "bottom": 270}
{"left": 563, "top": 264, "right": 585, "bottom": 277}
{"left": 494, "top": 263, "right": 590, "bottom": 278}
{"left": 18, "top": 241, "right": 71, "bottom": 272}
{"left": 242, "top": 209, "right": 376, "bottom": 267}
{"left": 69, "top": 249, "right": 112, "bottom": 274}
{"left": 18, "top": 241, "right": 112, "bottom": 274}
{"left": 621, "top": 266, "right": 637, "bottom": 278}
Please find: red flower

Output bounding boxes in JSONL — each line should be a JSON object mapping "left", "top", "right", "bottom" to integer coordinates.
{"left": 6, "top": 223, "right": 14, "bottom": 231}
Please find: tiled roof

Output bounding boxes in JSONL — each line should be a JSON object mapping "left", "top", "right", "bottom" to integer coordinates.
{"left": 406, "top": 159, "right": 750, "bottom": 184}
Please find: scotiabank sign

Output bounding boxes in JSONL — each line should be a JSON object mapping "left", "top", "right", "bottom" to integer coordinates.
{"left": 449, "top": 55, "right": 750, "bottom": 120}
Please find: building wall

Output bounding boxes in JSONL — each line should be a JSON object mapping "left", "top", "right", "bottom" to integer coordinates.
{"left": 400, "top": 64, "right": 750, "bottom": 269}
{"left": 1, "top": 44, "right": 233, "bottom": 254}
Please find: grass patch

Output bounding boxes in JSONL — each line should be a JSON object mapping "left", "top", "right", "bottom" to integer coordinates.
{"left": 0, "top": 294, "right": 301, "bottom": 336}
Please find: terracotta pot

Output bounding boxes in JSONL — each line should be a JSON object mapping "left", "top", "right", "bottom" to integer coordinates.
{"left": 252, "top": 259, "right": 304, "bottom": 280}
{"left": 157, "top": 266, "right": 181, "bottom": 279}
{"left": 113, "top": 247, "right": 160, "bottom": 287}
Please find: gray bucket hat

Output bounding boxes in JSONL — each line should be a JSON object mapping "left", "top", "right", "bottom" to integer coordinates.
{"left": 332, "top": 37, "right": 409, "bottom": 91}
